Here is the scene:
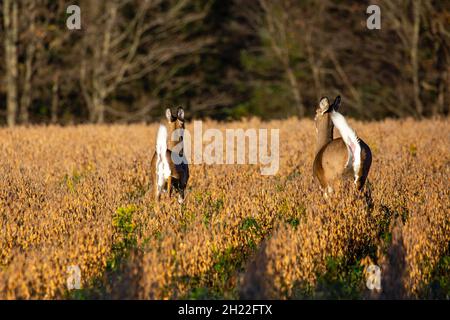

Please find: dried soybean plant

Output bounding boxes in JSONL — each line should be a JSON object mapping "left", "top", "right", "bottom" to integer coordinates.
{"left": 0, "top": 118, "right": 448, "bottom": 299}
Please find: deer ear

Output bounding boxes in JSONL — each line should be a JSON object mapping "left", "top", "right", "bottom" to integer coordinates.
{"left": 318, "top": 97, "right": 330, "bottom": 114}
{"left": 177, "top": 107, "right": 184, "bottom": 120}
{"left": 165, "top": 108, "right": 172, "bottom": 122}
{"left": 331, "top": 95, "right": 341, "bottom": 111}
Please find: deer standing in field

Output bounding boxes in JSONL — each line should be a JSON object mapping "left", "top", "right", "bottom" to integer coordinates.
{"left": 151, "top": 107, "right": 189, "bottom": 204}
{"left": 313, "top": 96, "right": 372, "bottom": 197}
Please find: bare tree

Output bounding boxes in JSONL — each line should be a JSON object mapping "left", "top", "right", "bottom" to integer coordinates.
{"left": 19, "top": 0, "right": 41, "bottom": 124}
{"left": 78, "top": 0, "right": 212, "bottom": 123}
{"left": 260, "top": 0, "right": 305, "bottom": 116}
{"left": 382, "top": 0, "right": 425, "bottom": 117}
{"left": 242, "top": 0, "right": 307, "bottom": 117}
{"left": 3, "top": 0, "right": 19, "bottom": 127}
{"left": 422, "top": 1, "right": 449, "bottom": 116}
{"left": 2, "top": 0, "right": 49, "bottom": 125}
{"left": 51, "top": 73, "right": 59, "bottom": 124}
{"left": 37, "top": 0, "right": 79, "bottom": 125}
{"left": 1, "top": 1, "right": 447, "bottom": 123}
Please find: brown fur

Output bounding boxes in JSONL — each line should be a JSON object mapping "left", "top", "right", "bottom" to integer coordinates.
{"left": 354, "top": 139, "right": 372, "bottom": 190}
{"left": 314, "top": 137, "right": 353, "bottom": 189}
{"left": 150, "top": 107, "right": 189, "bottom": 203}
{"left": 313, "top": 97, "right": 372, "bottom": 193}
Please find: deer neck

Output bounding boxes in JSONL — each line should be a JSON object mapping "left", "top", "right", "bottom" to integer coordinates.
{"left": 166, "top": 127, "right": 184, "bottom": 156}
{"left": 316, "top": 114, "right": 334, "bottom": 154}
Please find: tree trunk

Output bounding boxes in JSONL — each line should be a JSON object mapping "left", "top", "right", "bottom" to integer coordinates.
{"left": 305, "top": 32, "right": 322, "bottom": 101}
{"left": 19, "top": 0, "right": 37, "bottom": 125}
{"left": 93, "top": 93, "right": 105, "bottom": 124}
{"left": 20, "top": 41, "right": 35, "bottom": 124}
{"left": 411, "top": 0, "right": 423, "bottom": 117}
{"left": 3, "top": 0, "right": 19, "bottom": 127}
{"left": 285, "top": 66, "right": 304, "bottom": 117}
{"left": 51, "top": 74, "right": 59, "bottom": 124}
{"left": 443, "top": 68, "right": 449, "bottom": 115}
{"left": 434, "top": 34, "right": 447, "bottom": 116}
{"left": 97, "top": 103, "right": 105, "bottom": 124}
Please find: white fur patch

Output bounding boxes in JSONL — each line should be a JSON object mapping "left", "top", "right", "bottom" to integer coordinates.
{"left": 330, "top": 110, "right": 361, "bottom": 184}
{"left": 155, "top": 125, "right": 171, "bottom": 188}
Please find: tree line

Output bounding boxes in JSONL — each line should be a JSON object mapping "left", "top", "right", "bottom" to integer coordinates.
{"left": 0, "top": 0, "right": 448, "bottom": 126}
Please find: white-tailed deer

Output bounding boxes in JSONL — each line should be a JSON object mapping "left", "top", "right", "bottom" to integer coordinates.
{"left": 150, "top": 107, "right": 189, "bottom": 204}
{"left": 313, "top": 96, "right": 372, "bottom": 196}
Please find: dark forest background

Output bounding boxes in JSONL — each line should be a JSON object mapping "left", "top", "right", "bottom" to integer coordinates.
{"left": 0, "top": 0, "right": 448, "bottom": 126}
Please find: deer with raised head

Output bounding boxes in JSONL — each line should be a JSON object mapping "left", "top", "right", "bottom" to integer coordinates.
{"left": 150, "top": 107, "right": 189, "bottom": 204}
{"left": 313, "top": 96, "right": 372, "bottom": 197}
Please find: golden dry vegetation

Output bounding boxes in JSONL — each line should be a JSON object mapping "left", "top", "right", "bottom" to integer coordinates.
{"left": 0, "top": 118, "right": 449, "bottom": 299}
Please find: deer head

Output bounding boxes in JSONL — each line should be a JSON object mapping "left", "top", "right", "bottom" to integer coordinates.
{"left": 314, "top": 96, "right": 341, "bottom": 154}
{"left": 165, "top": 106, "right": 185, "bottom": 151}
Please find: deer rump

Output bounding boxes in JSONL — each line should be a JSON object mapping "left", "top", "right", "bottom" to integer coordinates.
{"left": 314, "top": 111, "right": 371, "bottom": 190}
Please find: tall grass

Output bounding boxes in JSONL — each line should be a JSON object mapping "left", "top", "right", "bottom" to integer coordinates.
{"left": 0, "top": 118, "right": 448, "bottom": 299}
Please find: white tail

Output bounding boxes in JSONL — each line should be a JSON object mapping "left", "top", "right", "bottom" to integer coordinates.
{"left": 155, "top": 125, "right": 171, "bottom": 185}
{"left": 330, "top": 110, "right": 361, "bottom": 184}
